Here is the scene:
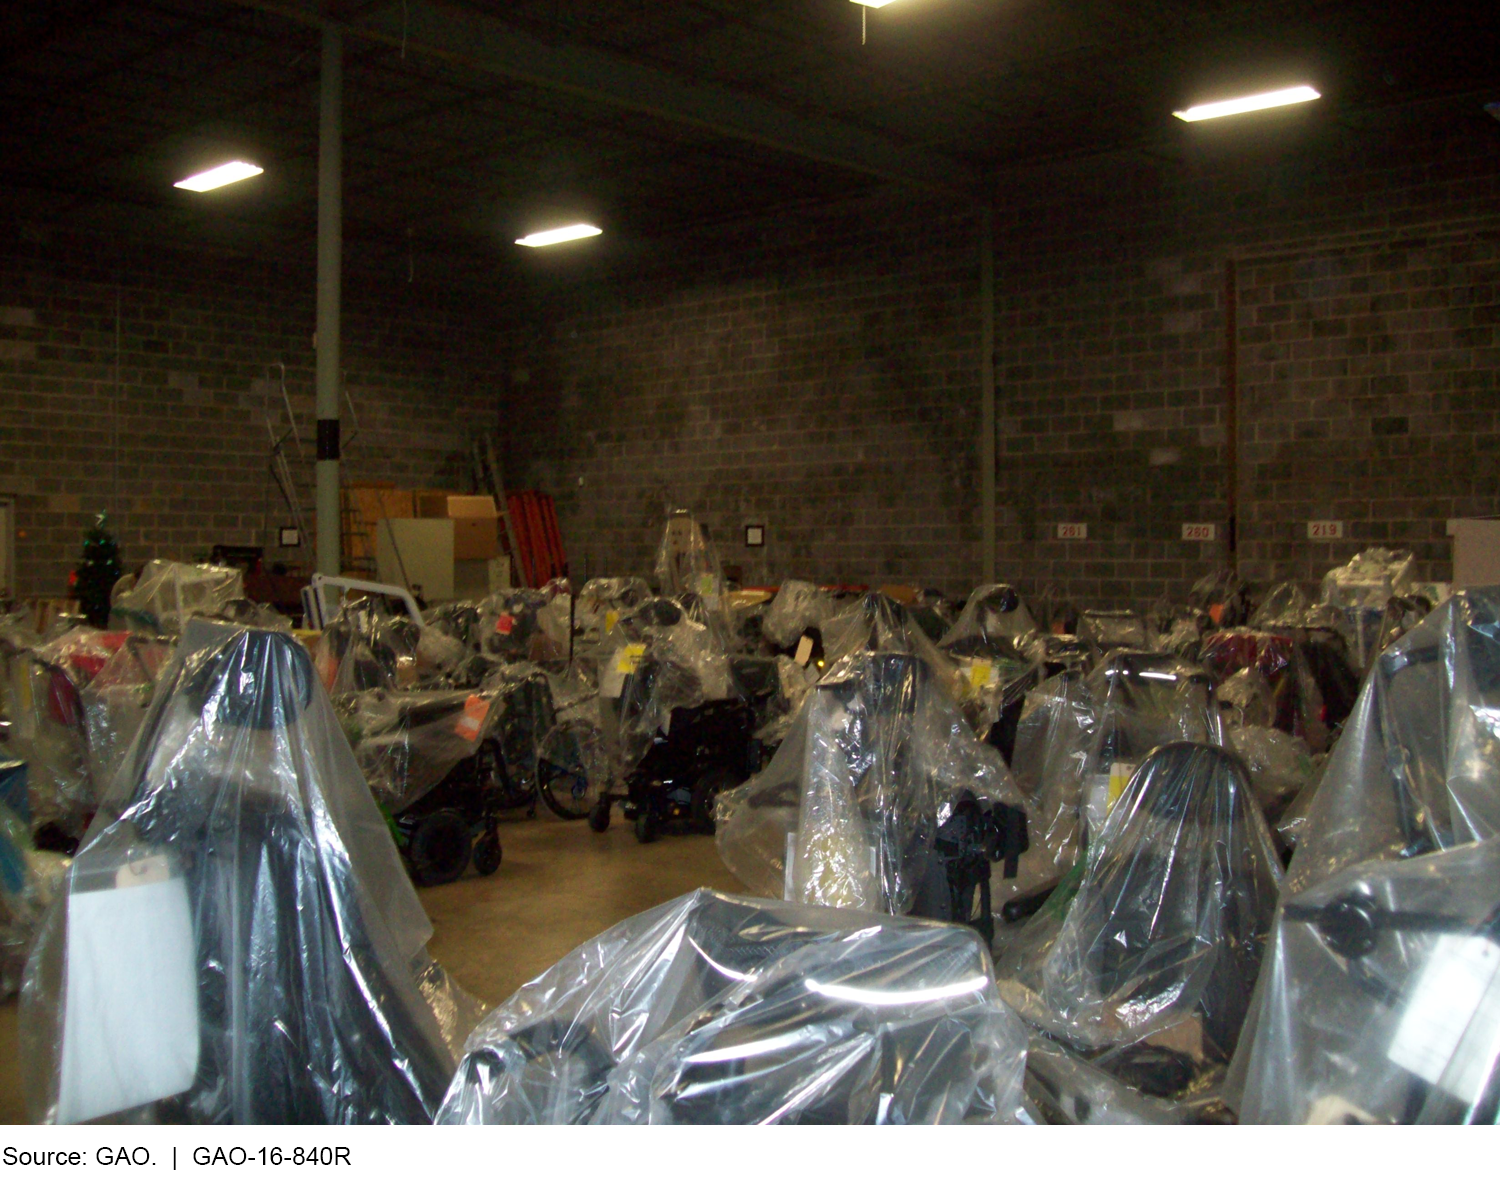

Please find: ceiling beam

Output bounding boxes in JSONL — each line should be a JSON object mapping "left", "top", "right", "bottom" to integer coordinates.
{"left": 227, "top": 0, "right": 981, "bottom": 198}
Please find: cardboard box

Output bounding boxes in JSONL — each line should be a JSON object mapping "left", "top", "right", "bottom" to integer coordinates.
{"left": 413, "top": 493, "right": 499, "bottom": 560}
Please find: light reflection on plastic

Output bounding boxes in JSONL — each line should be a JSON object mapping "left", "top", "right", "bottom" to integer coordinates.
{"left": 804, "top": 973, "right": 988, "bottom": 1006}
{"left": 689, "top": 939, "right": 753, "bottom": 982}
{"left": 680, "top": 1031, "right": 810, "bottom": 1065}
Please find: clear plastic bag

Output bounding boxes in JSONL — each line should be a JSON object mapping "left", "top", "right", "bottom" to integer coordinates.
{"left": 1234, "top": 836, "right": 1500, "bottom": 1124}
{"left": 19, "top": 620, "right": 481, "bottom": 1123}
{"left": 600, "top": 597, "right": 735, "bottom": 772}
{"left": 653, "top": 511, "right": 731, "bottom": 639}
{"left": 1321, "top": 548, "right": 1419, "bottom": 672}
{"left": 1078, "top": 610, "right": 1150, "bottom": 652}
{"left": 1284, "top": 588, "right": 1500, "bottom": 898}
{"left": 940, "top": 585, "right": 1044, "bottom": 748}
{"left": 437, "top": 888, "right": 1030, "bottom": 1125}
{"left": 0, "top": 629, "right": 122, "bottom": 837}
{"left": 1226, "top": 723, "right": 1314, "bottom": 823}
{"left": 1008, "top": 652, "right": 1223, "bottom": 902}
{"left": 761, "top": 579, "right": 839, "bottom": 651}
{"left": 79, "top": 636, "right": 174, "bottom": 803}
{"left": 108, "top": 561, "right": 246, "bottom": 636}
{"left": 1201, "top": 628, "right": 1329, "bottom": 750}
{"left": 995, "top": 742, "right": 1282, "bottom": 1110}
{"left": 714, "top": 647, "right": 1025, "bottom": 924}
{"left": 1, "top": 801, "right": 69, "bottom": 1001}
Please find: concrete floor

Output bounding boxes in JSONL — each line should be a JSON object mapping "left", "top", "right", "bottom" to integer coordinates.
{"left": 0, "top": 815, "right": 744, "bottom": 1124}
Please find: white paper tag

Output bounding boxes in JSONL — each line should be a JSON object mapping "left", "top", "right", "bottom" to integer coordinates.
{"left": 1388, "top": 933, "right": 1500, "bottom": 1104}
{"left": 58, "top": 875, "right": 200, "bottom": 1123}
{"left": 794, "top": 634, "right": 814, "bottom": 667}
{"left": 783, "top": 831, "right": 799, "bottom": 900}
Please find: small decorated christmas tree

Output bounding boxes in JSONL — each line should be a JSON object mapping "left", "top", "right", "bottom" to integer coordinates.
{"left": 71, "top": 512, "right": 122, "bottom": 628}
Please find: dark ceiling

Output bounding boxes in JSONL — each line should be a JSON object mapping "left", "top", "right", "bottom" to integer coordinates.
{"left": 1, "top": 0, "right": 1496, "bottom": 289}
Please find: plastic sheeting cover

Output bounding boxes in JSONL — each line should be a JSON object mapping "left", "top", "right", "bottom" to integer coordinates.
{"left": 437, "top": 888, "right": 1029, "bottom": 1124}
{"left": 19, "top": 620, "right": 479, "bottom": 1123}
{"left": 1284, "top": 588, "right": 1500, "bottom": 898}
{"left": 1007, "top": 652, "right": 1223, "bottom": 898}
{"left": 601, "top": 597, "right": 735, "bottom": 772}
{"left": 1235, "top": 836, "right": 1500, "bottom": 1123}
{"left": 995, "top": 742, "right": 1281, "bottom": 1104}
{"left": 761, "top": 580, "right": 839, "bottom": 651}
{"left": 109, "top": 561, "right": 246, "bottom": 636}
{"left": 714, "top": 647, "right": 1023, "bottom": 916}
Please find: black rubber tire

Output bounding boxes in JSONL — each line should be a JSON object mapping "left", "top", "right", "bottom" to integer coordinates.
{"left": 409, "top": 810, "right": 473, "bottom": 886}
{"left": 539, "top": 764, "right": 596, "bottom": 821}
{"left": 634, "top": 809, "right": 657, "bottom": 844}
{"left": 473, "top": 831, "right": 503, "bottom": 876}
{"left": 587, "top": 801, "right": 611, "bottom": 833}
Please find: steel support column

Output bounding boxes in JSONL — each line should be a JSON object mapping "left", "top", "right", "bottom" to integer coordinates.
{"left": 315, "top": 25, "right": 342, "bottom": 576}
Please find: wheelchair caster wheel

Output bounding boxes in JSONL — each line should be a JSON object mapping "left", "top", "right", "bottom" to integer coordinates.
{"left": 474, "top": 831, "right": 503, "bottom": 876}
{"left": 588, "top": 802, "right": 611, "bottom": 833}
{"left": 634, "top": 811, "right": 658, "bottom": 844}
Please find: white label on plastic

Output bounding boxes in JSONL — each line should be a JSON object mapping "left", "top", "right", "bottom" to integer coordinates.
{"left": 1388, "top": 934, "right": 1500, "bottom": 1104}
{"left": 599, "top": 645, "right": 643, "bottom": 699}
{"left": 1084, "top": 774, "right": 1111, "bottom": 839}
{"left": 794, "top": 635, "right": 814, "bottom": 667}
{"left": 58, "top": 876, "right": 200, "bottom": 1123}
{"left": 1181, "top": 522, "right": 1217, "bottom": 542}
{"left": 1307, "top": 520, "right": 1346, "bottom": 539}
{"left": 784, "top": 831, "right": 798, "bottom": 900}
{"left": 1056, "top": 522, "right": 1089, "bottom": 540}
{"left": 876, "top": 1092, "right": 894, "bottom": 1125}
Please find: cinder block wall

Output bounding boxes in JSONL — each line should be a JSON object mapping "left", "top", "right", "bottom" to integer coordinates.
{"left": 505, "top": 100, "right": 1500, "bottom": 607}
{"left": 502, "top": 200, "right": 984, "bottom": 595}
{"left": 0, "top": 228, "right": 505, "bottom": 600}
{"left": 991, "top": 100, "right": 1500, "bottom": 605}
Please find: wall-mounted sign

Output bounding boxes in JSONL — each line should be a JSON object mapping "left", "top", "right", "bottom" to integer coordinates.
{"left": 279, "top": 526, "right": 302, "bottom": 547}
{"left": 1307, "top": 520, "right": 1346, "bottom": 540}
{"left": 1056, "top": 523, "right": 1089, "bottom": 540}
{"left": 744, "top": 524, "right": 765, "bottom": 548}
{"left": 1181, "top": 523, "right": 1217, "bottom": 542}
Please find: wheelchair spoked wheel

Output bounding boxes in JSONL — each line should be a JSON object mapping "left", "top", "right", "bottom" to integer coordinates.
{"left": 538, "top": 721, "right": 609, "bottom": 821}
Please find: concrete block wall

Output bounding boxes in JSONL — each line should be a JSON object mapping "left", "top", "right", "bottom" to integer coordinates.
{"left": 501, "top": 201, "right": 984, "bottom": 595}
{"left": 990, "top": 101, "right": 1500, "bottom": 605}
{"left": 0, "top": 228, "right": 506, "bottom": 600}
{"left": 503, "top": 99, "right": 1500, "bottom": 607}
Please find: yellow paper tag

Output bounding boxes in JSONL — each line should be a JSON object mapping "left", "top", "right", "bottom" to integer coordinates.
{"left": 966, "top": 660, "right": 995, "bottom": 692}
{"left": 604, "top": 610, "right": 618, "bottom": 633}
{"left": 615, "top": 643, "right": 646, "bottom": 675}
{"left": 1107, "top": 761, "right": 1136, "bottom": 808}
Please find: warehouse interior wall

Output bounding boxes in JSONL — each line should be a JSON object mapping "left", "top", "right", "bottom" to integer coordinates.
{"left": 0, "top": 226, "right": 506, "bottom": 600}
{"left": 504, "top": 96, "right": 1500, "bottom": 606}
{"left": 2, "top": 98, "right": 1495, "bottom": 609}
{"left": 500, "top": 196, "right": 984, "bottom": 594}
{"left": 991, "top": 96, "right": 1500, "bottom": 605}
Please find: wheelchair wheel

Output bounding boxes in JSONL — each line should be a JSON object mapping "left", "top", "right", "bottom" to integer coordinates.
{"left": 538, "top": 721, "right": 609, "bottom": 820}
{"left": 634, "top": 809, "right": 658, "bottom": 844}
{"left": 587, "top": 800, "right": 611, "bottom": 833}
{"left": 409, "top": 810, "right": 473, "bottom": 886}
{"left": 473, "top": 830, "right": 503, "bottom": 876}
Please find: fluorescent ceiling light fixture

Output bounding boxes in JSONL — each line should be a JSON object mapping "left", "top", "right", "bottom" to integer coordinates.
{"left": 173, "top": 160, "right": 263, "bottom": 192}
{"left": 515, "top": 223, "right": 602, "bottom": 248}
{"left": 850, "top": 1, "right": 902, "bottom": 7}
{"left": 1174, "top": 85, "right": 1321, "bottom": 122}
